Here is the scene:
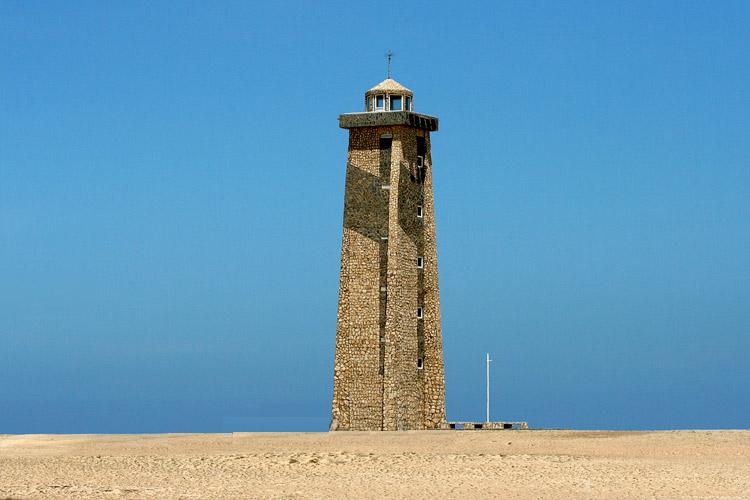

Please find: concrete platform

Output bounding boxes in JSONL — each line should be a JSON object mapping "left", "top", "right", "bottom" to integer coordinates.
{"left": 439, "top": 421, "right": 529, "bottom": 430}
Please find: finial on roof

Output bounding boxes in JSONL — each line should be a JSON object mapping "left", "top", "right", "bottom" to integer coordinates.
{"left": 386, "top": 50, "right": 393, "bottom": 79}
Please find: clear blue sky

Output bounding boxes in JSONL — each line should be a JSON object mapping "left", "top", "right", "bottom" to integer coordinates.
{"left": 1, "top": 1, "right": 748, "bottom": 433}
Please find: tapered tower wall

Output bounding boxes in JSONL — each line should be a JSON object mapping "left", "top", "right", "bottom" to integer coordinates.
{"left": 419, "top": 132, "right": 446, "bottom": 428}
{"left": 332, "top": 127, "right": 388, "bottom": 431}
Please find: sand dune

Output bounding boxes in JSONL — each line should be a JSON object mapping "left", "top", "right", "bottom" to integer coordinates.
{"left": 1, "top": 430, "right": 748, "bottom": 498}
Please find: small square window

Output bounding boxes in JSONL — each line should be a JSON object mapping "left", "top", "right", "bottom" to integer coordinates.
{"left": 416, "top": 205, "right": 423, "bottom": 218}
{"left": 417, "top": 257, "right": 424, "bottom": 268}
{"left": 417, "top": 358, "right": 424, "bottom": 369}
{"left": 390, "top": 95, "right": 402, "bottom": 111}
{"left": 417, "top": 307, "right": 423, "bottom": 319}
{"left": 375, "top": 95, "right": 385, "bottom": 109}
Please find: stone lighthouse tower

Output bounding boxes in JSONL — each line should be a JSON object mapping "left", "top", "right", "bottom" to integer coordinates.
{"left": 331, "top": 77, "right": 446, "bottom": 431}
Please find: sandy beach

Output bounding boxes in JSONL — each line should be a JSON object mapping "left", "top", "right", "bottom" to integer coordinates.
{"left": 1, "top": 430, "right": 748, "bottom": 498}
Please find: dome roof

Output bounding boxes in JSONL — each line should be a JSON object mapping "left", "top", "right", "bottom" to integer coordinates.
{"left": 365, "top": 78, "right": 413, "bottom": 96}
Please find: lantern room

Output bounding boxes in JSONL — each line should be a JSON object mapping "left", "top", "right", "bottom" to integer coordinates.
{"left": 364, "top": 78, "right": 414, "bottom": 112}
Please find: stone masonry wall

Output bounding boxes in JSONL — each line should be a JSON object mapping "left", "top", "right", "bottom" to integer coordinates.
{"left": 382, "top": 128, "right": 421, "bottom": 430}
{"left": 332, "top": 127, "right": 388, "bottom": 431}
{"left": 332, "top": 122, "right": 446, "bottom": 431}
{"left": 420, "top": 131, "right": 447, "bottom": 428}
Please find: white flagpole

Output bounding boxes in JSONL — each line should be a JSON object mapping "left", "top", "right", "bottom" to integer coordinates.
{"left": 486, "top": 352, "right": 492, "bottom": 423}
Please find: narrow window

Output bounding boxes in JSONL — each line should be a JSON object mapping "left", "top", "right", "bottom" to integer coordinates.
{"left": 405, "top": 96, "right": 412, "bottom": 111}
{"left": 417, "top": 307, "right": 423, "bottom": 319}
{"left": 417, "top": 156, "right": 424, "bottom": 168}
{"left": 417, "top": 256, "right": 424, "bottom": 268}
{"left": 416, "top": 137, "right": 426, "bottom": 157}
{"left": 416, "top": 205, "right": 423, "bottom": 218}
{"left": 390, "top": 95, "right": 402, "bottom": 111}
{"left": 417, "top": 358, "right": 424, "bottom": 369}
{"left": 375, "top": 95, "right": 385, "bottom": 110}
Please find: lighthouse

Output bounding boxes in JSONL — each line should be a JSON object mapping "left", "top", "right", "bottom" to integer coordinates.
{"left": 331, "top": 77, "right": 446, "bottom": 431}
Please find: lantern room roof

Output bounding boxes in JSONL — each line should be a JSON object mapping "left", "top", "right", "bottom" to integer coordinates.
{"left": 365, "top": 78, "right": 413, "bottom": 96}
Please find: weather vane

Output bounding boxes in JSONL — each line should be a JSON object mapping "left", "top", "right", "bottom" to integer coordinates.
{"left": 386, "top": 50, "right": 394, "bottom": 79}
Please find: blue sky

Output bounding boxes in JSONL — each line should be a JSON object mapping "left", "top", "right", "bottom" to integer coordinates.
{"left": 1, "top": 0, "right": 748, "bottom": 432}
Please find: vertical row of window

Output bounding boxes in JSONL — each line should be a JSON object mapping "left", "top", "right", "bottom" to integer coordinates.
{"left": 378, "top": 134, "right": 392, "bottom": 378}
{"left": 416, "top": 136, "right": 426, "bottom": 371}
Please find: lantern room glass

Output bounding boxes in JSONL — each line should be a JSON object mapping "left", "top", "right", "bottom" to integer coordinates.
{"left": 390, "top": 95, "right": 402, "bottom": 111}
